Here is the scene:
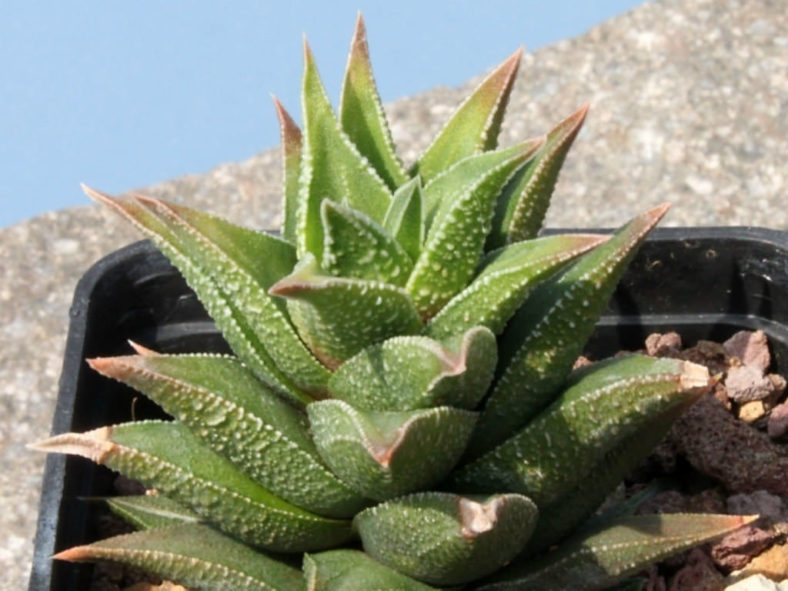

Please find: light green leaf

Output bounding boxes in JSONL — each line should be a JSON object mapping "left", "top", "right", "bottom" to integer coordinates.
{"left": 406, "top": 143, "right": 542, "bottom": 319}
{"left": 54, "top": 523, "right": 305, "bottom": 591}
{"left": 271, "top": 254, "right": 422, "bottom": 368}
{"left": 425, "top": 233, "right": 607, "bottom": 339}
{"left": 450, "top": 355, "right": 711, "bottom": 507}
{"left": 308, "top": 400, "right": 477, "bottom": 500}
{"left": 297, "top": 41, "right": 392, "bottom": 259}
{"left": 321, "top": 199, "right": 413, "bottom": 286}
{"left": 471, "top": 203, "right": 671, "bottom": 453}
{"left": 273, "top": 97, "right": 303, "bottom": 244}
{"left": 476, "top": 513, "right": 757, "bottom": 591}
{"left": 328, "top": 326, "right": 497, "bottom": 411}
{"left": 412, "top": 49, "right": 523, "bottom": 182}
{"left": 89, "top": 352, "right": 366, "bottom": 518}
{"left": 383, "top": 177, "right": 424, "bottom": 262}
{"left": 339, "top": 15, "right": 407, "bottom": 190}
{"left": 303, "top": 550, "right": 438, "bottom": 591}
{"left": 355, "top": 492, "right": 538, "bottom": 586}
{"left": 106, "top": 494, "right": 201, "bottom": 530}
{"left": 84, "top": 187, "right": 309, "bottom": 403}
{"left": 33, "top": 421, "right": 352, "bottom": 552}
{"left": 488, "top": 104, "right": 589, "bottom": 249}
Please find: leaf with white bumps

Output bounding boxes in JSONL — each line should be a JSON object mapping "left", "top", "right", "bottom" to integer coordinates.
{"left": 106, "top": 495, "right": 201, "bottom": 530}
{"left": 54, "top": 523, "right": 305, "bottom": 591}
{"left": 412, "top": 49, "right": 523, "bottom": 182}
{"left": 406, "top": 143, "right": 541, "bottom": 319}
{"left": 425, "top": 233, "right": 607, "bottom": 339}
{"left": 297, "top": 41, "right": 391, "bottom": 259}
{"left": 32, "top": 421, "right": 352, "bottom": 552}
{"left": 274, "top": 97, "right": 303, "bottom": 244}
{"left": 383, "top": 177, "right": 424, "bottom": 262}
{"left": 471, "top": 203, "right": 671, "bottom": 454}
{"left": 488, "top": 104, "right": 590, "bottom": 249}
{"left": 308, "top": 400, "right": 477, "bottom": 500}
{"left": 321, "top": 199, "right": 413, "bottom": 286}
{"left": 89, "top": 352, "right": 366, "bottom": 518}
{"left": 451, "top": 355, "right": 712, "bottom": 507}
{"left": 270, "top": 254, "right": 422, "bottom": 368}
{"left": 328, "top": 326, "right": 497, "bottom": 411}
{"left": 355, "top": 492, "right": 538, "bottom": 586}
{"left": 303, "top": 550, "right": 438, "bottom": 591}
{"left": 476, "top": 513, "right": 757, "bottom": 591}
{"left": 339, "top": 14, "right": 407, "bottom": 191}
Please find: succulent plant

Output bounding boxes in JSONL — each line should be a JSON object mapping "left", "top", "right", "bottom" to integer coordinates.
{"left": 33, "top": 16, "right": 756, "bottom": 591}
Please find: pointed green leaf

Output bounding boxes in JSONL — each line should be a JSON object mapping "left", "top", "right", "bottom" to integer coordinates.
{"left": 321, "top": 199, "right": 413, "bottom": 286}
{"left": 328, "top": 326, "right": 497, "bottom": 411}
{"left": 488, "top": 104, "right": 590, "bottom": 249}
{"left": 471, "top": 203, "right": 671, "bottom": 453}
{"left": 412, "top": 49, "right": 523, "bottom": 182}
{"left": 33, "top": 421, "right": 352, "bottom": 552}
{"left": 106, "top": 495, "right": 201, "bottom": 530}
{"left": 355, "top": 492, "right": 538, "bottom": 586}
{"left": 406, "top": 143, "right": 542, "bottom": 319}
{"left": 383, "top": 177, "right": 424, "bottom": 262}
{"left": 273, "top": 97, "right": 303, "bottom": 244}
{"left": 136, "top": 196, "right": 331, "bottom": 396}
{"left": 308, "top": 400, "right": 477, "bottom": 500}
{"left": 425, "top": 234, "right": 607, "bottom": 339}
{"left": 270, "top": 254, "right": 422, "bottom": 368}
{"left": 422, "top": 140, "right": 543, "bottom": 228}
{"left": 89, "top": 352, "right": 366, "bottom": 518}
{"left": 339, "top": 15, "right": 407, "bottom": 190}
{"left": 54, "top": 523, "right": 305, "bottom": 591}
{"left": 451, "top": 355, "right": 711, "bottom": 507}
{"left": 303, "top": 550, "right": 439, "bottom": 591}
{"left": 84, "top": 187, "right": 314, "bottom": 404}
{"left": 297, "top": 41, "right": 392, "bottom": 259}
{"left": 477, "top": 513, "right": 757, "bottom": 591}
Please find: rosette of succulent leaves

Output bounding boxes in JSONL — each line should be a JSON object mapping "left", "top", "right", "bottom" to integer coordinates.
{"left": 34, "top": 15, "right": 755, "bottom": 591}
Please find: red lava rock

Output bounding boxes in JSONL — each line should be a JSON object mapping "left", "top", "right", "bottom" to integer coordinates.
{"left": 681, "top": 340, "right": 729, "bottom": 375}
{"left": 667, "top": 548, "right": 725, "bottom": 591}
{"left": 710, "top": 525, "right": 775, "bottom": 571}
{"left": 725, "top": 365, "right": 779, "bottom": 402}
{"left": 669, "top": 395, "right": 788, "bottom": 495}
{"left": 724, "top": 330, "right": 771, "bottom": 373}
{"left": 768, "top": 401, "right": 788, "bottom": 439}
{"left": 646, "top": 332, "right": 683, "bottom": 357}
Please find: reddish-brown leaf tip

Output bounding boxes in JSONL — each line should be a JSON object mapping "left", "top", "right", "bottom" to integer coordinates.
{"left": 127, "top": 340, "right": 159, "bottom": 356}
{"left": 52, "top": 545, "right": 93, "bottom": 562}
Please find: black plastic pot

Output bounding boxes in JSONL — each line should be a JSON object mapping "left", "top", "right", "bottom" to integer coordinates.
{"left": 29, "top": 227, "right": 788, "bottom": 590}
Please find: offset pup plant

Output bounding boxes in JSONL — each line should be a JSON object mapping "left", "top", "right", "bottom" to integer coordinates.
{"left": 33, "top": 16, "right": 755, "bottom": 591}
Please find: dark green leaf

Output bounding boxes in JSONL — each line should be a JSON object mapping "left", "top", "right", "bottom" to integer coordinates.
{"left": 273, "top": 97, "right": 303, "bottom": 244}
{"left": 383, "top": 177, "right": 424, "bottom": 262}
{"left": 303, "top": 549, "right": 438, "bottom": 591}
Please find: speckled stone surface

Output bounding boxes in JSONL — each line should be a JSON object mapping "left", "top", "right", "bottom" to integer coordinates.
{"left": 3, "top": 0, "right": 786, "bottom": 588}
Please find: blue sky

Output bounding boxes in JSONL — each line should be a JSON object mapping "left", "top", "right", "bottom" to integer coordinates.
{"left": 1, "top": 1, "right": 646, "bottom": 228}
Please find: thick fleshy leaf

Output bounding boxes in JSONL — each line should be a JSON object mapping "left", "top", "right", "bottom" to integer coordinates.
{"left": 270, "top": 254, "right": 422, "bottom": 368}
{"left": 476, "top": 513, "right": 757, "bottom": 591}
{"left": 106, "top": 495, "right": 201, "bottom": 530}
{"left": 421, "top": 140, "right": 543, "bottom": 229}
{"left": 328, "top": 326, "right": 497, "bottom": 411}
{"left": 89, "top": 352, "right": 366, "bottom": 518}
{"left": 321, "top": 199, "right": 413, "bottom": 286}
{"left": 355, "top": 492, "right": 538, "bottom": 586}
{"left": 273, "top": 97, "right": 303, "bottom": 244}
{"left": 32, "top": 421, "right": 352, "bottom": 552}
{"left": 487, "top": 104, "right": 589, "bottom": 249}
{"left": 471, "top": 203, "right": 671, "bottom": 454}
{"left": 425, "top": 233, "right": 608, "bottom": 339}
{"left": 297, "top": 41, "right": 392, "bottom": 259}
{"left": 303, "top": 550, "right": 438, "bottom": 591}
{"left": 85, "top": 187, "right": 319, "bottom": 404}
{"left": 412, "top": 49, "right": 523, "bottom": 182}
{"left": 339, "top": 14, "right": 407, "bottom": 190}
{"left": 308, "top": 400, "right": 477, "bottom": 500}
{"left": 450, "top": 355, "right": 712, "bottom": 507}
{"left": 524, "top": 393, "right": 702, "bottom": 554}
{"left": 383, "top": 177, "right": 424, "bottom": 262}
{"left": 54, "top": 523, "right": 305, "bottom": 591}
{"left": 406, "top": 143, "right": 542, "bottom": 319}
